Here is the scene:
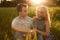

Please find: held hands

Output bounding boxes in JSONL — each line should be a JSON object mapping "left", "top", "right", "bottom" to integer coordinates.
{"left": 30, "top": 28, "right": 37, "bottom": 35}
{"left": 25, "top": 29, "right": 37, "bottom": 40}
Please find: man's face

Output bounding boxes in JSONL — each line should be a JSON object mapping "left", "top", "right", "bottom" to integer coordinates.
{"left": 20, "top": 7, "right": 28, "bottom": 17}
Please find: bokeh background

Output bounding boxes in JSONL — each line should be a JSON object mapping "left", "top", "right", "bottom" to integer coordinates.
{"left": 0, "top": 0, "right": 60, "bottom": 40}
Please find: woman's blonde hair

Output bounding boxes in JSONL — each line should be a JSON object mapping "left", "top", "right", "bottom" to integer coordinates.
{"left": 36, "top": 6, "right": 51, "bottom": 26}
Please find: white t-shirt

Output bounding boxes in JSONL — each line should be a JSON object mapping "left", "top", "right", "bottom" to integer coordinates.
{"left": 12, "top": 16, "right": 32, "bottom": 40}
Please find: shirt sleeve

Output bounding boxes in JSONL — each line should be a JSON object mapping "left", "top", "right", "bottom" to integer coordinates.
{"left": 12, "top": 19, "right": 19, "bottom": 25}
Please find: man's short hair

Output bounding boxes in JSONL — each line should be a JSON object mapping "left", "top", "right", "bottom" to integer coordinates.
{"left": 16, "top": 3, "right": 28, "bottom": 12}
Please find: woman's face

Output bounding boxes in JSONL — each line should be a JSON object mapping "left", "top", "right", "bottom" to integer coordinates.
{"left": 36, "top": 8, "right": 47, "bottom": 18}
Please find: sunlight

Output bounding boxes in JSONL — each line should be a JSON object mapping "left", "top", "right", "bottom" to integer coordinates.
{"left": 6, "top": 0, "right": 12, "bottom": 1}
{"left": 30, "top": 0, "right": 46, "bottom": 6}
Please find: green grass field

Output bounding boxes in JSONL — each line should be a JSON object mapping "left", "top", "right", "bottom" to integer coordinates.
{"left": 0, "top": 7, "right": 60, "bottom": 40}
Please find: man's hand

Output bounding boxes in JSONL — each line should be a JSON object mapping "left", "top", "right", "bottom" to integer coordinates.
{"left": 30, "top": 29, "right": 36, "bottom": 35}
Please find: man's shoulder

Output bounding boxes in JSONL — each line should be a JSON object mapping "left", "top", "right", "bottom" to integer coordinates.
{"left": 27, "top": 16, "right": 32, "bottom": 20}
{"left": 12, "top": 16, "right": 19, "bottom": 22}
{"left": 12, "top": 16, "right": 21, "bottom": 25}
{"left": 13, "top": 16, "right": 18, "bottom": 20}
{"left": 26, "top": 16, "right": 33, "bottom": 22}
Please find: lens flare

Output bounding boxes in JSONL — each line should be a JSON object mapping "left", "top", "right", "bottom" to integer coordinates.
{"left": 30, "top": 0, "right": 45, "bottom": 5}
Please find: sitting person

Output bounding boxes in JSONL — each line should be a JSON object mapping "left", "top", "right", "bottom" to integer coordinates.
{"left": 33, "top": 6, "right": 50, "bottom": 40}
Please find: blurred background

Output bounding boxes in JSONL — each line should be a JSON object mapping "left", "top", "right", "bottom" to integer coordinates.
{"left": 0, "top": 0, "right": 60, "bottom": 40}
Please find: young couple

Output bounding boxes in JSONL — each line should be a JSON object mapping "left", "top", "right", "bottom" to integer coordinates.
{"left": 11, "top": 3, "right": 50, "bottom": 40}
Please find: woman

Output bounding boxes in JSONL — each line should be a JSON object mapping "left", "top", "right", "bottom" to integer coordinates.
{"left": 33, "top": 6, "right": 50, "bottom": 40}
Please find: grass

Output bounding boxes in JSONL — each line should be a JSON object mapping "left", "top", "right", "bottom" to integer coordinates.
{"left": 0, "top": 7, "right": 60, "bottom": 40}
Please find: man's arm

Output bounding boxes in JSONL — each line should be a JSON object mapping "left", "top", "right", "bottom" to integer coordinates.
{"left": 11, "top": 24, "right": 31, "bottom": 33}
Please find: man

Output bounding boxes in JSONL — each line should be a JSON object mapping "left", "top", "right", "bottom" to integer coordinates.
{"left": 11, "top": 3, "right": 33, "bottom": 40}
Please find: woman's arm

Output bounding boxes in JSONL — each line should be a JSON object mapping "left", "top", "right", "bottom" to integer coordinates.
{"left": 36, "top": 20, "right": 50, "bottom": 37}
{"left": 45, "top": 19, "right": 50, "bottom": 37}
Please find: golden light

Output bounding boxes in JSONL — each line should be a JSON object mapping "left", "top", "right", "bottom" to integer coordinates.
{"left": 30, "top": 0, "right": 46, "bottom": 6}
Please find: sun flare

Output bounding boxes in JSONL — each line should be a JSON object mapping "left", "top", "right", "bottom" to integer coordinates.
{"left": 30, "top": 0, "right": 45, "bottom": 5}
